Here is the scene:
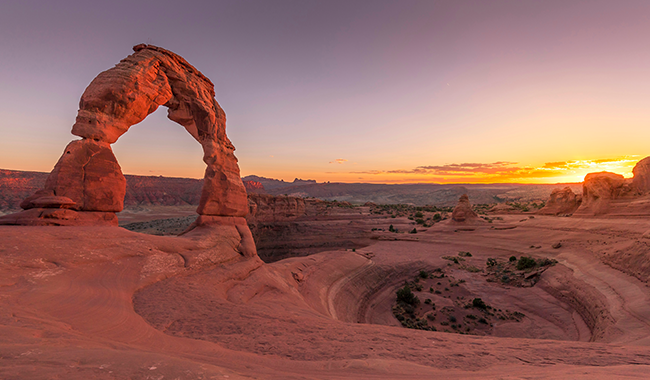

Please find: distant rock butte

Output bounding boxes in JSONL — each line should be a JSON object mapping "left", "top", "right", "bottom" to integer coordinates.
{"left": 451, "top": 194, "right": 478, "bottom": 223}
{"left": 0, "top": 45, "right": 250, "bottom": 237}
{"left": 246, "top": 193, "right": 306, "bottom": 223}
{"left": 538, "top": 187, "right": 582, "bottom": 216}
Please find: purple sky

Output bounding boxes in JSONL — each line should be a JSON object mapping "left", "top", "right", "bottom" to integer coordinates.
{"left": 1, "top": 0, "right": 649, "bottom": 183}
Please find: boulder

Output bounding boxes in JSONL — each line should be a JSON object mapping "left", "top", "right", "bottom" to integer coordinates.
{"left": 538, "top": 187, "right": 581, "bottom": 216}
{"left": 451, "top": 194, "right": 478, "bottom": 223}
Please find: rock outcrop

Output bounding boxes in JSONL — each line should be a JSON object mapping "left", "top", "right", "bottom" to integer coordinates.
{"left": 451, "top": 194, "right": 478, "bottom": 223}
{"left": 246, "top": 194, "right": 306, "bottom": 223}
{"left": 1, "top": 44, "right": 249, "bottom": 228}
{"left": 538, "top": 187, "right": 582, "bottom": 216}
{"left": 243, "top": 180, "right": 266, "bottom": 194}
{"left": 574, "top": 172, "right": 632, "bottom": 216}
{"left": 633, "top": 157, "right": 650, "bottom": 194}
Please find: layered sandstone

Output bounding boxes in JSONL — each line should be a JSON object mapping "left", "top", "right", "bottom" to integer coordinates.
{"left": 574, "top": 172, "right": 631, "bottom": 216}
{"left": 451, "top": 194, "right": 478, "bottom": 222}
{"left": 246, "top": 193, "right": 306, "bottom": 223}
{"left": 538, "top": 187, "right": 582, "bottom": 216}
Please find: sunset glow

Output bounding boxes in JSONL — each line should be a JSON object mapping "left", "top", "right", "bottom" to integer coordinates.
{"left": 1, "top": 1, "right": 649, "bottom": 185}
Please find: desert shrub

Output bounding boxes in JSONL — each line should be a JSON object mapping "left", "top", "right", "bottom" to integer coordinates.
{"left": 433, "top": 213, "right": 442, "bottom": 221}
{"left": 415, "top": 218, "right": 425, "bottom": 225}
{"left": 419, "top": 270, "right": 429, "bottom": 279}
{"left": 465, "top": 266, "right": 481, "bottom": 273}
{"left": 478, "top": 318, "right": 488, "bottom": 324}
{"left": 537, "top": 258, "right": 558, "bottom": 267}
{"left": 466, "top": 314, "right": 477, "bottom": 320}
{"left": 424, "top": 298, "right": 432, "bottom": 305}
{"left": 486, "top": 258, "right": 497, "bottom": 267}
{"left": 472, "top": 298, "right": 487, "bottom": 309}
{"left": 396, "top": 285, "right": 419, "bottom": 305}
{"left": 410, "top": 228, "right": 418, "bottom": 234}
{"left": 415, "top": 211, "right": 424, "bottom": 218}
{"left": 389, "top": 224, "right": 395, "bottom": 232}
{"left": 458, "top": 251, "right": 472, "bottom": 257}
{"left": 517, "top": 256, "right": 537, "bottom": 270}
{"left": 449, "top": 315, "right": 457, "bottom": 323}
{"left": 509, "top": 256, "right": 517, "bottom": 262}
{"left": 414, "top": 284, "right": 423, "bottom": 291}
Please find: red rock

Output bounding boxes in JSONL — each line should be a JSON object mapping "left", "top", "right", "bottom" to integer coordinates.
{"left": 70, "top": 44, "right": 247, "bottom": 217}
{"left": 246, "top": 193, "right": 306, "bottom": 223}
{"left": 574, "top": 172, "right": 629, "bottom": 216}
{"left": 11, "top": 44, "right": 250, "bottom": 226}
{"left": 0, "top": 208, "right": 117, "bottom": 226}
{"left": 633, "top": 156, "right": 650, "bottom": 194}
{"left": 243, "top": 180, "right": 266, "bottom": 194}
{"left": 451, "top": 194, "right": 478, "bottom": 222}
{"left": 20, "top": 139, "right": 126, "bottom": 212}
{"left": 538, "top": 187, "right": 582, "bottom": 216}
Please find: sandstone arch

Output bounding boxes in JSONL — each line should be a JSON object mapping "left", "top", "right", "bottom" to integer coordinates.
{"left": 6, "top": 44, "right": 248, "bottom": 226}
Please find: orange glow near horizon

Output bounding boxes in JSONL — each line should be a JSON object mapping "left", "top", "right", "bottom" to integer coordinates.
{"left": 237, "top": 156, "right": 640, "bottom": 185}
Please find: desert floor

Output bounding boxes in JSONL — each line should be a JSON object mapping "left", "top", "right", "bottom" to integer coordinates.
{"left": 3, "top": 209, "right": 650, "bottom": 379}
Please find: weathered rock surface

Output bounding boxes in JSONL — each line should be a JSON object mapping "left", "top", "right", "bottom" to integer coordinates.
{"left": 574, "top": 172, "right": 631, "bottom": 216}
{"left": 243, "top": 180, "right": 266, "bottom": 194}
{"left": 4, "top": 44, "right": 250, "bottom": 226}
{"left": 20, "top": 139, "right": 126, "bottom": 212}
{"left": 246, "top": 193, "right": 306, "bottom": 223}
{"left": 451, "top": 194, "right": 478, "bottom": 222}
{"left": 633, "top": 156, "right": 650, "bottom": 194}
{"left": 538, "top": 187, "right": 582, "bottom": 216}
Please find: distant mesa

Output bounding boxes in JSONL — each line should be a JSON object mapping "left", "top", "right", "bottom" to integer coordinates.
{"left": 241, "top": 175, "right": 316, "bottom": 190}
{"left": 451, "top": 194, "right": 478, "bottom": 223}
{"left": 537, "top": 187, "right": 582, "bottom": 216}
{"left": 0, "top": 45, "right": 252, "bottom": 246}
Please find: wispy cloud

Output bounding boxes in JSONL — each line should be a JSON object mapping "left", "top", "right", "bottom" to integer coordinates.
{"left": 329, "top": 158, "right": 348, "bottom": 164}
{"left": 344, "top": 156, "right": 639, "bottom": 183}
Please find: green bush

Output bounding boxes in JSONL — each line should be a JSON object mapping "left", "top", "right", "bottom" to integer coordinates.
{"left": 509, "top": 256, "right": 517, "bottom": 262}
{"left": 389, "top": 224, "right": 395, "bottom": 232}
{"left": 472, "top": 298, "right": 487, "bottom": 309}
{"left": 396, "top": 285, "right": 420, "bottom": 306}
{"left": 517, "top": 256, "right": 537, "bottom": 270}
{"left": 410, "top": 228, "right": 418, "bottom": 234}
{"left": 415, "top": 211, "right": 424, "bottom": 218}
{"left": 419, "top": 270, "right": 429, "bottom": 279}
{"left": 433, "top": 213, "right": 442, "bottom": 221}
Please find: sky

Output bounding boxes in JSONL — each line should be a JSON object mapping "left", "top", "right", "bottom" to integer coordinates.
{"left": 1, "top": 0, "right": 649, "bottom": 184}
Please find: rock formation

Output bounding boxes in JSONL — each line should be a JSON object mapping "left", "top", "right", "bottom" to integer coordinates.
{"left": 246, "top": 193, "right": 306, "bottom": 223}
{"left": 633, "top": 156, "right": 650, "bottom": 194}
{"left": 243, "top": 180, "right": 266, "bottom": 194}
{"left": 574, "top": 172, "right": 631, "bottom": 216}
{"left": 538, "top": 187, "right": 582, "bottom": 216}
{"left": 451, "top": 194, "right": 478, "bottom": 222}
{"left": 1, "top": 44, "right": 249, "bottom": 228}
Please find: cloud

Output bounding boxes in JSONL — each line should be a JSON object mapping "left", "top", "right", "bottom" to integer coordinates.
{"left": 340, "top": 156, "right": 638, "bottom": 183}
{"left": 329, "top": 158, "right": 348, "bottom": 164}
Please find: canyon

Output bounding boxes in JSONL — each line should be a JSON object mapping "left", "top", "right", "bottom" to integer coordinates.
{"left": 3, "top": 45, "right": 650, "bottom": 379}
